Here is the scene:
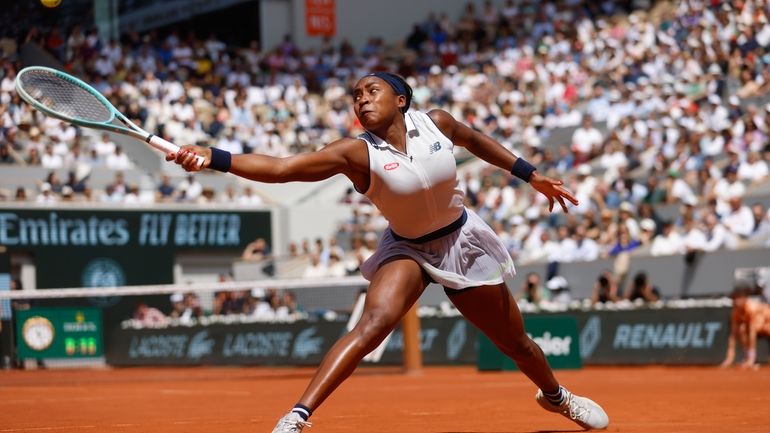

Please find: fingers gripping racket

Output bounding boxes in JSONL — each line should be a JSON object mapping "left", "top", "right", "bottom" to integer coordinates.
{"left": 15, "top": 66, "right": 203, "bottom": 167}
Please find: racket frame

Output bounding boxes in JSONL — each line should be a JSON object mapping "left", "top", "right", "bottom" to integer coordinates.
{"left": 15, "top": 66, "right": 202, "bottom": 166}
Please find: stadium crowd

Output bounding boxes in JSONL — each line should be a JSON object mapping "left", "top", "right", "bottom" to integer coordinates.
{"left": 2, "top": 0, "right": 770, "bottom": 302}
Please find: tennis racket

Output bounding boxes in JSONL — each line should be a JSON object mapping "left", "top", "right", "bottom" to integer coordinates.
{"left": 14, "top": 66, "right": 203, "bottom": 167}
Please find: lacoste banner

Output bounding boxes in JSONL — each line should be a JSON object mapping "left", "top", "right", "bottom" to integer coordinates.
{"left": 106, "top": 317, "right": 477, "bottom": 366}
{"left": 477, "top": 315, "right": 582, "bottom": 371}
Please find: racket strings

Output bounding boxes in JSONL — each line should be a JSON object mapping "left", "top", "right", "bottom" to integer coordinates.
{"left": 19, "top": 70, "right": 113, "bottom": 123}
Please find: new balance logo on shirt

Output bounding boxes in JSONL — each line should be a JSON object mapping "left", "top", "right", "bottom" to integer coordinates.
{"left": 429, "top": 141, "right": 441, "bottom": 154}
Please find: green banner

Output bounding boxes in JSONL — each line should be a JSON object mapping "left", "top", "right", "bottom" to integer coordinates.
{"left": 477, "top": 315, "right": 582, "bottom": 371}
{"left": 0, "top": 208, "right": 271, "bottom": 288}
{"left": 15, "top": 308, "right": 103, "bottom": 359}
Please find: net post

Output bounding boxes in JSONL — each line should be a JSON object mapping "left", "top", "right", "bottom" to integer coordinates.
{"left": 402, "top": 301, "right": 422, "bottom": 375}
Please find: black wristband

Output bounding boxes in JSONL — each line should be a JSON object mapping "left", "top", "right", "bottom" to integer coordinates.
{"left": 209, "top": 147, "right": 232, "bottom": 172}
{"left": 511, "top": 158, "right": 536, "bottom": 182}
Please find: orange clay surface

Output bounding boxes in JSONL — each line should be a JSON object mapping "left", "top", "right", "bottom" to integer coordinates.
{"left": 1, "top": 366, "right": 769, "bottom": 433}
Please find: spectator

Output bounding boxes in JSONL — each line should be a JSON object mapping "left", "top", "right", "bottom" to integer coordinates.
{"left": 93, "top": 132, "right": 116, "bottom": 158}
{"left": 618, "top": 202, "right": 640, "bottom": 240}
{"left": 738, "top": 152, "right": 769, "bottom": 184}
{"left": 65, "top": 171, "right": 86, "bottom": 194}
{"left": 723, "top": 195, "right": 755, "bottom": 240}
{"left": 515, "top": 272, "right": 548, "bottom": 304}
{"left": 242, "top": 237, "right": 270, "bottom": 262}
{"left": 625, "top": 272, "right": 660, "bottom": 303}
{"left": 651, "top": 221, "right": 686, "bottom": 256}
{"left": 713, "top": 166, "right": 746, "bottom": 215}
{"left": 750, "top": 203, "right": 769, "bottom": 239}
{"left": 303, "top": 253, "right": 327, "bottom": 279}
{"left": 572, "top": 225, "right": 599, "bottom": 262}
{"left": 216, "top": 290, "right": 247, "bottom": 315}
{"left": 638, "top": 218, "right": 657, "bottom": 247}
{"left": 35, "top": 182, "right": 57, "bottom": 204}
{"left": 133, "top": 303, "right": 166, "bottom": 326}
{"left": 238, "top": 185, "right": 265, "bottom": 206}
{"left": 177, "top": 174, "right": 203, "bottom": 201}
{"left": 0, "top": 143, "right": 15, "bottom": 164}
{"left": 608, "top": 226, "right": 641, "bottom": 257}
{"left": 545, "top": 276, "right": 571, "bottom": 305}
{"left": 571, "top": 116, "right": 602, "bottom": 163}
{"left": 105, "top": 145, "right": 132, "bottom": 170}
{"left": 702, "top": 212, "right": 735, "bottom": 252}
{"left": 592, "top": 271, "right": 619, "bottom": 304}
{"left": 156, "top": 175, "right": 175, "bottom": 201}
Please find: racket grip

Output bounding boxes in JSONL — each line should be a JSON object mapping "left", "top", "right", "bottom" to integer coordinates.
{"left": 148, "top": 135, "right": 205, "bottom": 169}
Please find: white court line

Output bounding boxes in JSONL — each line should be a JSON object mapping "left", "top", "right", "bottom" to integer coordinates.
{"left": 159, "top": 388, "right": 250, "bottom": 396}
{"left": 0, "top": 426, "right": 95, "bottom": 432}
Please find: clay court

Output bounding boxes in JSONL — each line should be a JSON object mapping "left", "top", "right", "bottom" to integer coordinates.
{"left": 1, "top": 366, "right": 768, "bottom": 433}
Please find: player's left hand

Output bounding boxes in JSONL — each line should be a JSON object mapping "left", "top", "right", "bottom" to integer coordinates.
{"left": 530, "top": 172, "right": 579, "bottom": 213}
{"left": 739, "top": 361, "right": 760, "bottom": 371}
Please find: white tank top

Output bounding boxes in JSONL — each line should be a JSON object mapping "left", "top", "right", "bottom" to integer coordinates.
{"left": 358, "top": 111, "right": 465, "bottom": 239}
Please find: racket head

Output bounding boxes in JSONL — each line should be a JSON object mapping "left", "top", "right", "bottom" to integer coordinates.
{"left": 15, "top": 66, "right": 139, "bottom": 135}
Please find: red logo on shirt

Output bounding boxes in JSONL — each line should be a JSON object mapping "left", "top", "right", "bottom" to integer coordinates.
{"left": 384, "top": 162, "right": 399, "bottom": 171}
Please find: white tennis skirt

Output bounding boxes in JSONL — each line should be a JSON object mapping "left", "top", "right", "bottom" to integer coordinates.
{"left": 360, "top": 208, "right": 516, "bottom": 290}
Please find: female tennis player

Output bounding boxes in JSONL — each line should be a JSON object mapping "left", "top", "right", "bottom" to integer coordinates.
{"left": 169, "top": 72, "right": 609, "bottom": 432}
{"left": 721, "top": 287, "right": 770, "bottom": 370}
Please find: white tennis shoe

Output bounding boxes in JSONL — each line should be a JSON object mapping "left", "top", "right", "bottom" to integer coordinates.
{"left": 271, "top": 412, "right": 312, "bottom": 433}
{"left": 536, "top": 387, "right": 609, "bottom": 430}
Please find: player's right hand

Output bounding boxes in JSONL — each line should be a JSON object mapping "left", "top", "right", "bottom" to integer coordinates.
{"left": 166, "top": 145, "right": 211, "bottom": 172}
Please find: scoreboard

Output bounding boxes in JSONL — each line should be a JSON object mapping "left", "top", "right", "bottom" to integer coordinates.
{"left": 15, "top": 308, "right": 103, "bottom": 359}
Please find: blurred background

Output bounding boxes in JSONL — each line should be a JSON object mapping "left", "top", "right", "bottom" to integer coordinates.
{"left": 0, "top": 0, "right": 769, "bottom": 370}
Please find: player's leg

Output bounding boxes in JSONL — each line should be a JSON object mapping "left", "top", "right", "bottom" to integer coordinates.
{"left": 444, "top": 283, "right": 557, "bottom": 390}
{"left": 273, "top": 256, "right": 427, "bottom": 432}
{"left": 445, "top": 283, "right": 609, "bottom": 430}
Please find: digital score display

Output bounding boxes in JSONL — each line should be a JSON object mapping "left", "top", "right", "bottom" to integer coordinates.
{"left": 16, "top": 308, "right": 103, "bottom": 359}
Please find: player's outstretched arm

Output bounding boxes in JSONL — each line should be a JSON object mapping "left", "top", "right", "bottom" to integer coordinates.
{"left": 167, "top": 138, "right": 366, "bottom": 184}
{"left": 720, "top": 328, "right": 737, "bottom": 368}
{"left": 741, "top": 320, "right": 760, "bottom": 369}
{"left": 427, "top": 109, "right": 578, "bottom": 213}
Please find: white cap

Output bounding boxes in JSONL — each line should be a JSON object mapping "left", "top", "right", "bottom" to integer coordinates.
{"left": 546, "top": 276, "right": 568, "bottom": 290}
{"left": 40, "top": 182, "right": 51, "bottom": 192}
{"left": 525, "top": 207, "right": 540, "bottom": 221}
{"left": 708, "top": 64, "right": 722, "bottom": 75}
{"left": 577, "top": 164, "right": 591, "bottom": 176}
{"left": 509, "top": 214, "right": 525, "bottom": 226}
{"left": 619, "top": 201, "right": 634, "bottom": 213}
{"left": 729, "top": 95, "right": 740, "bottom": 106}
{"left": 170, "top": 292, "right": 184, "bottom": 303}
{"left": 640, "top": 218, "right": 656, "bottom": 232}
{"left": 429, "top": 64, "right": 442, "bottom": 75}
{"left": 250, "top": 287, "right": 266, "bottom": 298}
{"left": 708, "top": 94, "right": 721, "bottom": 105}
{"left": 522, "top": 70, "right": 537, "bottom": 83}
{"left": 682, "top": 195, "right": 698, "bottom": 206}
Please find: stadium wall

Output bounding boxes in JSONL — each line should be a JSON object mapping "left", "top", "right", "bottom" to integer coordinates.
{"left": 263, "top": 0, "right": 514, "bottom": 51}
{"left": 103, "top": 307, "right": 770, "bottom": 367}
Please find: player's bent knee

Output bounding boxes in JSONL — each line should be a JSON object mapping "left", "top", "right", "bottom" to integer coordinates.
{"left": 501, "top": 335, "right": 539, "bottom": 361}
{"left": 353, "top": 311, "right": 395, "bottom": 351}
